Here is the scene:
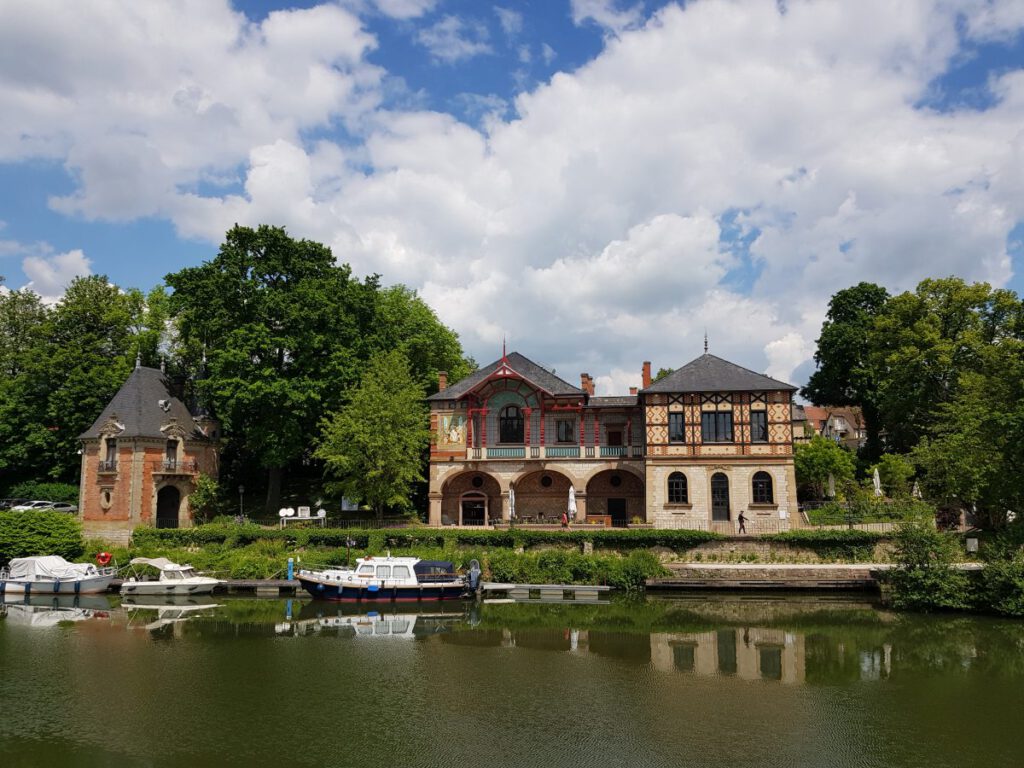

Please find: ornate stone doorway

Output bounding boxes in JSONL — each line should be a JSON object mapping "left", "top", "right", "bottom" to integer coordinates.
{"left": 156, "top": 486, "right": 181, "bottom": 529}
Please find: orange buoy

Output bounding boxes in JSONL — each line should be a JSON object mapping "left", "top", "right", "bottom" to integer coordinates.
{"left": 96, "top": 551, "right": 112, "bottom": 566}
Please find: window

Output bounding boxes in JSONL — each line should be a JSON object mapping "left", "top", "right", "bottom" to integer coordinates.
{"left": 752, "top": 471, "right": 774, "bottom": 504}
{"left": 668, "top": 472, "right": 688, "bottom": 504}
{"left": 376, "top": 565, "right": 392, "bottom": 579}
{"left": 499, "top": 405, "right": 524, "bottom": 443}
{"left": 105, "top": 437, "right": 117, "bottom": 457}
{"left": 701, "top": 411, "right": 734, "bottom": 442}
{"left": 606, "top": 429, "right": 623, "bottom": 447}
{"left": 750, "top": 411, "right": 768, "bottom": 442}
{"left": 556, "top": 418, "right": 576, "bottom": 443}
{"left": 357, "top": 565, "right": 374, "bottom": 576}
{"left": 668, "top": 412, "right": 685, "bottom": 443}
{"left": 392, "top": 566, "right": 410, "bottom": 579}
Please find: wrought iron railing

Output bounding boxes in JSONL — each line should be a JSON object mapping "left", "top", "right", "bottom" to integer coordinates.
{"left": 97, "top": 459, "right": 117, "bottom": 472}
{"left": 159, "top": 459, "right": 198, "bottom": 473}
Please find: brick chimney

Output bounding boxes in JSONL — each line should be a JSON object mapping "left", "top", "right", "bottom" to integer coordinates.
{"left": 580, "top": 373, "right": 595, "bottom": 396}
{"left": 629, "top": 387, "right": 638, "bottom": 396}
{"left": 642, "top": 361, "right": 651, "bottom": 389}
{"left": 438, "top": 371, "right": 448, "bottom": 391}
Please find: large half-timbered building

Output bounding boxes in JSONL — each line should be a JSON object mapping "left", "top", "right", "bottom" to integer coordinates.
{"left": 427, "top": 350, "right": 798, "bottom": 531}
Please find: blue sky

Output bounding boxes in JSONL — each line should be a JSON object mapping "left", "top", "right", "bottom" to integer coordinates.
{"left": 1, "top": 1, "right": 1023, "bottom": 392}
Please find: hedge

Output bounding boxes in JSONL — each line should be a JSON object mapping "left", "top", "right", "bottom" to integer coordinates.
{"left": 0, "top": 511, "right": 85, "bottom": 564}
{"left": 131, "top": 524, "right": 723, "bottom": 552}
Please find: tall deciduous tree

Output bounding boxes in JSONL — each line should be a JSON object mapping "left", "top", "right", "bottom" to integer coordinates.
{"left": 794, "top": 435, "right": 857, "bottom": 500}
{"left": 166, "top": 225, "right": 379, "bottom": 512}
{"left": 802, "top": 282, "right": 889, "bottom": 459}
{"left": 316, "top": 349, "right": 431, "bottom": 521}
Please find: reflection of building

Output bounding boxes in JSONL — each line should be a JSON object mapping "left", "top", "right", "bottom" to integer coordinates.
{"left": 428, "top": 350, "right": 799, "bottom": 530}
{"left": 651, "top": 628, "right": 805, "bottom": 684}
{"left": 78, "top": 363, "right": 219, "bottom": 544}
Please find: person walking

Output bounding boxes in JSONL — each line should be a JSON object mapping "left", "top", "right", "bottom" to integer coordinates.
{"left": 737, "top": 511, "right": 747, "bottom": 535}
{"left": 561, "top": 511, "right": 569, "bottom": 529}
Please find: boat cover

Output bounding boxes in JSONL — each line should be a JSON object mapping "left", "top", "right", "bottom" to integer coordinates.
{"left": 413, "top": 560, "right": 455, "bottom": 576}
{"left": 129, "top": 557, "right": 188, "bottom": 571}
{"left": 7, "top": 556, "right": 96, "bottom": 580}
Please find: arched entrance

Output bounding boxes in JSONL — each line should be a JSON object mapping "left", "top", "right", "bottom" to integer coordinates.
{"left": 440, "top": 472, "right": 501, "bottom": 526}
{"left": 711, "top": 473, "right": 730, "bottom": 521}
{"left": 156, "top": 486, "right": 181, "bottom": 529}
{"left": 511, "top": 470, "right": 575, "bottom": 524}
{"left": 586, "top": 469, "right": 644, "bottom": 526}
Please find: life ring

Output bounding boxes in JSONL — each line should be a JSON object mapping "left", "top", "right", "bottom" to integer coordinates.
{"left": 96, "top": 552, "right": 112, "bottom": 566}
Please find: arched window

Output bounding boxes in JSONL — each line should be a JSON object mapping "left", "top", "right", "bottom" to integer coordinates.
{"left": 668, "top": 472, "right": 688, "bottom": 504}
{"left": 752, "top": 471, "right": 774, "bottom": 504}
{"left": 499, "top": 405, "right": 524, "bottom": 443}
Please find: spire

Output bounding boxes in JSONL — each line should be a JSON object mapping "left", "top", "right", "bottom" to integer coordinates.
{"left": 501, "top": 335, "right": 508, "bottom": 363}
{"left": 704, "top": 328, "right": 708, "bottom": 354}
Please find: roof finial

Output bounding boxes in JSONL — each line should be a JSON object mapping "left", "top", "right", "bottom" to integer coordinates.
{"left": 704, "top": 328, "right": 708, "bottom": 354}
{"left": 135, "top": 351, "right": 141, "bottom": 369}
{"left": 502, "top": 335, "right": 507, "bottom": 362}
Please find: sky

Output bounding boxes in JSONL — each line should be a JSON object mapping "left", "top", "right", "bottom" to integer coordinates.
{"left": 1, "top": 0, "right": 1023, "bottom": 395}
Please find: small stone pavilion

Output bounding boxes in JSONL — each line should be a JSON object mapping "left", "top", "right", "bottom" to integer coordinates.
{"left": 78, "top": 363, "right": 219, "bottom": 544}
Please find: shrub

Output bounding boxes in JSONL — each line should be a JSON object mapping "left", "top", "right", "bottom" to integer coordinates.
{"left": 980, "top": 554, "right": 1024, "bottom": 617}
{"left": 0, "top": 511, "right": 85, "bottom": 564}
{"left": 885, "top": 520, "right": 972, "bottom": 612}
{"left": 4, "top": 481, "right": 80, "bottom": 504}
{"left": 762, "top": 529, "right": 883, "bottom": 562}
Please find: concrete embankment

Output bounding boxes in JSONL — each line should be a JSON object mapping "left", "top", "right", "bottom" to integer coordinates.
{"left": 647, "top": 563, "right": 898, "bottom": 591}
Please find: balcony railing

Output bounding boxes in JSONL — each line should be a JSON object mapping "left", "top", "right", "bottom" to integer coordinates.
{"left": 157, "top": 459, "right": 198, "bottom": 473}
{"left": 97, "top": 459, "right": 117, "bottom": 473}
{"left": 463, "top": 445, "right": 641, "bottom": 460}
{"left": 600, "top": 446, "right": 627, "bottom": 457}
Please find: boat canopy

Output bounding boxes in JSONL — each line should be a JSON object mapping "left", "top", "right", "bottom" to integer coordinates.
{"left": 413, "top": 560, "right": 455, "bottom": 576}
{"left": 7, "top": 556, "right": 96, "bottom": 580}
{"left": 128, "top": 557, "right": 192, "bottom": 572}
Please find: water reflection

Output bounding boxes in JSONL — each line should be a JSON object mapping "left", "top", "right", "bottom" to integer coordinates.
{"left": 0, "top": 594, "right": 113, "bottom": 627}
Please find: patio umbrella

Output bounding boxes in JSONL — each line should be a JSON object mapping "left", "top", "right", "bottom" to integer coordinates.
{"left": 508, "top": 485, "right": 516, "bottom": 521}
{"left": 827, "top": 473, "right": 836, "bottom": 499}
{"left": 912, "top": 480, "right": 922, "bottom": 500}
{"left": 568, "top": 486, "right": 577, "bottom": 521}
{"left": 872, "top": 468, "right": 883, "bottom": 497}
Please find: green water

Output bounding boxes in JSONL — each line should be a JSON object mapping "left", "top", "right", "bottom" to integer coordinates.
{"left": 2, "top": 593, "right": 1023, "bottom": 768}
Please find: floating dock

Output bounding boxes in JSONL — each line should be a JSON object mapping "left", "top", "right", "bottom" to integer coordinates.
{"left": 481, "top": 582, "right": 611, "bottom": 604}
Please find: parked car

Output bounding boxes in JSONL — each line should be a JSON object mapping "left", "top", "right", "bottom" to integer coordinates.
{"left": 49, "top": 502, "right": 78, "bottom": 514}
{"left": 0, "top": 498, "right": 28, "bottom": 510}
{"left": 10, "top": 500, "right": 57, "bottom": 512}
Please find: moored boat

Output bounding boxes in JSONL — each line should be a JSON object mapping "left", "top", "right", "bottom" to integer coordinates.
{"left": 297, "top": 555, "right": 479, "bottom": 602}
{"left": 120, "top": 557, "right": 223, "bottom": 596}
{"left": 0, "top": 556, "right": 115, "bottom": 595}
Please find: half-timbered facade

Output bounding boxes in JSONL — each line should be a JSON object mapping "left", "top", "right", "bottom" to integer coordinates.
{"left": 428, "top": 350, "right": 798, "bottom": 531}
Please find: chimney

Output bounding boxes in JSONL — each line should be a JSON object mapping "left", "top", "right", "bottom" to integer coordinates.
{"left": 629, "top": 387, "right": 638, "bottom": 396}
{"left": 438, "top": 371, "right": 448, "bottom": 391}
{"left": 580, "top": 373, "right": 594, "bottom": 396}
{"left": 642, "top": 361, "right": 651, "bottom": 389}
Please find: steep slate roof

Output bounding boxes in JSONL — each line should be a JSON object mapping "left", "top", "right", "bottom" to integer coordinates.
{"left": 641, "top": 353, "right": 797, "bottom": 394}
{"left": 427, "top": 352, "right": 584, "bottom": 401}
{"left": 80, "top": 366, "right": 207, "bottom": 440}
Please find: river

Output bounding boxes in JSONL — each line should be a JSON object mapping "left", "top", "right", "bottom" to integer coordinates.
{"left": 1, "top": 593, "right": 1022, "bottom": 767}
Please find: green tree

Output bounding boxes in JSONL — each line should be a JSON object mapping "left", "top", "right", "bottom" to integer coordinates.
{"left": 802, "top": 282, "right": 889, "bottom": 459}
{"left": 166, "top": 225, "right": 379, "bottom": 512}
{"left": 316, "top": 349, "right": 431, "bottom": 521}
{"left": 794, "top": 435, "right": 857, "bottom": 500}
{"left": 653, "top": 367, "right": 674, "bottom": 383}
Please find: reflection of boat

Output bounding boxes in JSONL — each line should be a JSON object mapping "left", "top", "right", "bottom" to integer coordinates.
{"left": 1, "top": 593, "right": 113, "bottom": 627}
{"left": 0, "top": 556, "right": 115, "bottom": 595}
{"left": 279, "top": 603, "right": 471, "bottom": 637}
{"left": 297, "top": 556, "right": 479, "bottom": 602}
{"left": 120, "top": 557, "right": 223, "bottom": 596}
{"left": 123, "top": 599, "right": 222, "bottom": 631}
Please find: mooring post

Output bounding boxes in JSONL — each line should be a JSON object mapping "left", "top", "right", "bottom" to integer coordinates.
{"left": 287, "top": 557, "right": 294, "bottom": 580}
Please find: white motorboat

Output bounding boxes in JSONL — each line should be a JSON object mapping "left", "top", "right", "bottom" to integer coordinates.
{"left": 120, "top": 557, "right": 223, "bottom": 596}
{"left": 0, "top": 556, "right": 115, "bottom": 595}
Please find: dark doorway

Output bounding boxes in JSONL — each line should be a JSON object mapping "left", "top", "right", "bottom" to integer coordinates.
{"left": 461, "top": 493, "right": 486, "bottom": 525}
{"left": 608, "top": 498, "right": 627, "bottom": 526}
{"left": 711, "top": 473, "right": 730, "bottom": 521}
{"left": 156, "top": 486, "right": 181, "bottom": 529}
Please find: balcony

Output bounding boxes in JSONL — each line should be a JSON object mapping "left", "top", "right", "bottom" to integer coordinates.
{"left": 97, "top": 459, "right": 117, "bottom": 473}
{"left": 464, "top": 445, "right": 641, "bottom": 461}
{"left": 155, "top": 459, "right": 198, "bottom": 474}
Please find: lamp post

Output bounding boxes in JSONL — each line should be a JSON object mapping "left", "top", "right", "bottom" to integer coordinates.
{"left": 238, "top": 484, "right": 245, "bottom": 521}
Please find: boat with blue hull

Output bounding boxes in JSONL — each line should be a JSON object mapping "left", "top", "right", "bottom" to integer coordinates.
{"left": 297, "top": 556, "right": 479, "bottom": 602}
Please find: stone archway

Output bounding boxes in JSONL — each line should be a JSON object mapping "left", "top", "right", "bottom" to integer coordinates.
{"left": 586, "top": 469, "right": 645, "bottom": 526}
{"left": 511, "top": 469, "right": 576, "bottom": 523}
{"left": 440, "top": 471, "right": 502, "bottom": 526}
{"left": 156, "top": 485, "right": 182, "bottom": 529}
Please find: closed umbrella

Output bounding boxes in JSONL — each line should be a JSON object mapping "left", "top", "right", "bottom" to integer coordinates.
{"left": 827, "top": 473, "right": 836, "bottom": 499}
{"left": 872, "top": 468, "right": 883, "bottom": 497}
{"left": 912, "top": 480, "right": 922, "bottom": 500}
{"left": 508, "top": 485, "right": 516, "bottom": 521}
{"left": 568, "top": 486, "right": 577, "bottom": 521}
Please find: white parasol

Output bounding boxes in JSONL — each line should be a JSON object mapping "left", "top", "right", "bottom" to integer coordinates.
{"left": 508, "top": 484, "right": 516, "bottom": 520}
{"left": 568, "top": 485, "right": 577, "bottom": 521}
{"left": 872, "top": 468, "right": 883, "bottom": 497}
{"left": 827, "top": 473, "right": 836, "bottom": 499}
{"left": 912, "top": 480, "right": 922, "bottom": 500}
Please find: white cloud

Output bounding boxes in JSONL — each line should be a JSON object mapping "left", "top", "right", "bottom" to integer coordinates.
{"left": 570, "top": 0, "right": 644, "bottom": 35}
{"left": 22, "top": 249, "right": 92, "bottom": 303}
{"left": 3, "top": 1, "right": 1024, "bottom": 390}
{"left": 415, "top": 16, "right": 492, "bottom": 64}
{"left": 371, "top": 0, "right": 439, "bottom": 20}
{"left": 541, "top": 43, "right": 557, "bottom": 65}
{"left": 495, "top": 7, "right": 524, "bottom": 37}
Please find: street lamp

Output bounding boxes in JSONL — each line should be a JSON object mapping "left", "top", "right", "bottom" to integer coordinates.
{"left": 238, "top": 484, "right": 245, "bottom": 521}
